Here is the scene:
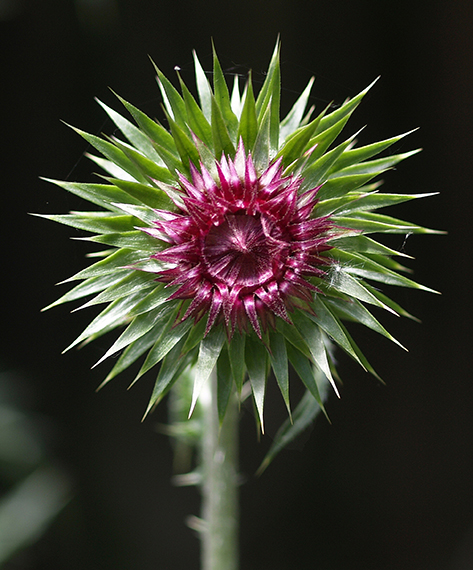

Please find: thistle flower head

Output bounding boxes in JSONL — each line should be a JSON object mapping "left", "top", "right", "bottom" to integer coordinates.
{"left": 40, "top": 42, "right": 438, "bottom": 433}
{"left": 147, "top": 141, "right": 334, "bottom": 338}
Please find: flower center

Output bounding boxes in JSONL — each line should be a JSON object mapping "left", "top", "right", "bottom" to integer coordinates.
{"left": 203, "top": 214, "right": 275, "bottom": 288}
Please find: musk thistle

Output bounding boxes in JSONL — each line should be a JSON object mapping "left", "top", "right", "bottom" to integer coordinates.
{"left": 41, "top": 42, "right": 436, "bottom": 436}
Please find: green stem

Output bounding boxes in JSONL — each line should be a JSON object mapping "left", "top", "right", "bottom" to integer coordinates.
{"left": 200, "top": 371, "right": 239, "bottom": 570}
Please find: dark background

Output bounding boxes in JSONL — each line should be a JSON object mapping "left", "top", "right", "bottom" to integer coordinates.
{"left": 1, "top": 0, "right": 472, "bottom": 569}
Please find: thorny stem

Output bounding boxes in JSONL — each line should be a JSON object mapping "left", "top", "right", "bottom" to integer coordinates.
{"left": 199, "top": 370, "right": 239, "bottom": 570}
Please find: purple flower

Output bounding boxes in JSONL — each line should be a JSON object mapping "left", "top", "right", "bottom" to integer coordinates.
{"left": 40, "top": 43, "right": 436, "bottom": 431}
{"left": 145, "top": 142, "right": 334, "bottom": 338}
